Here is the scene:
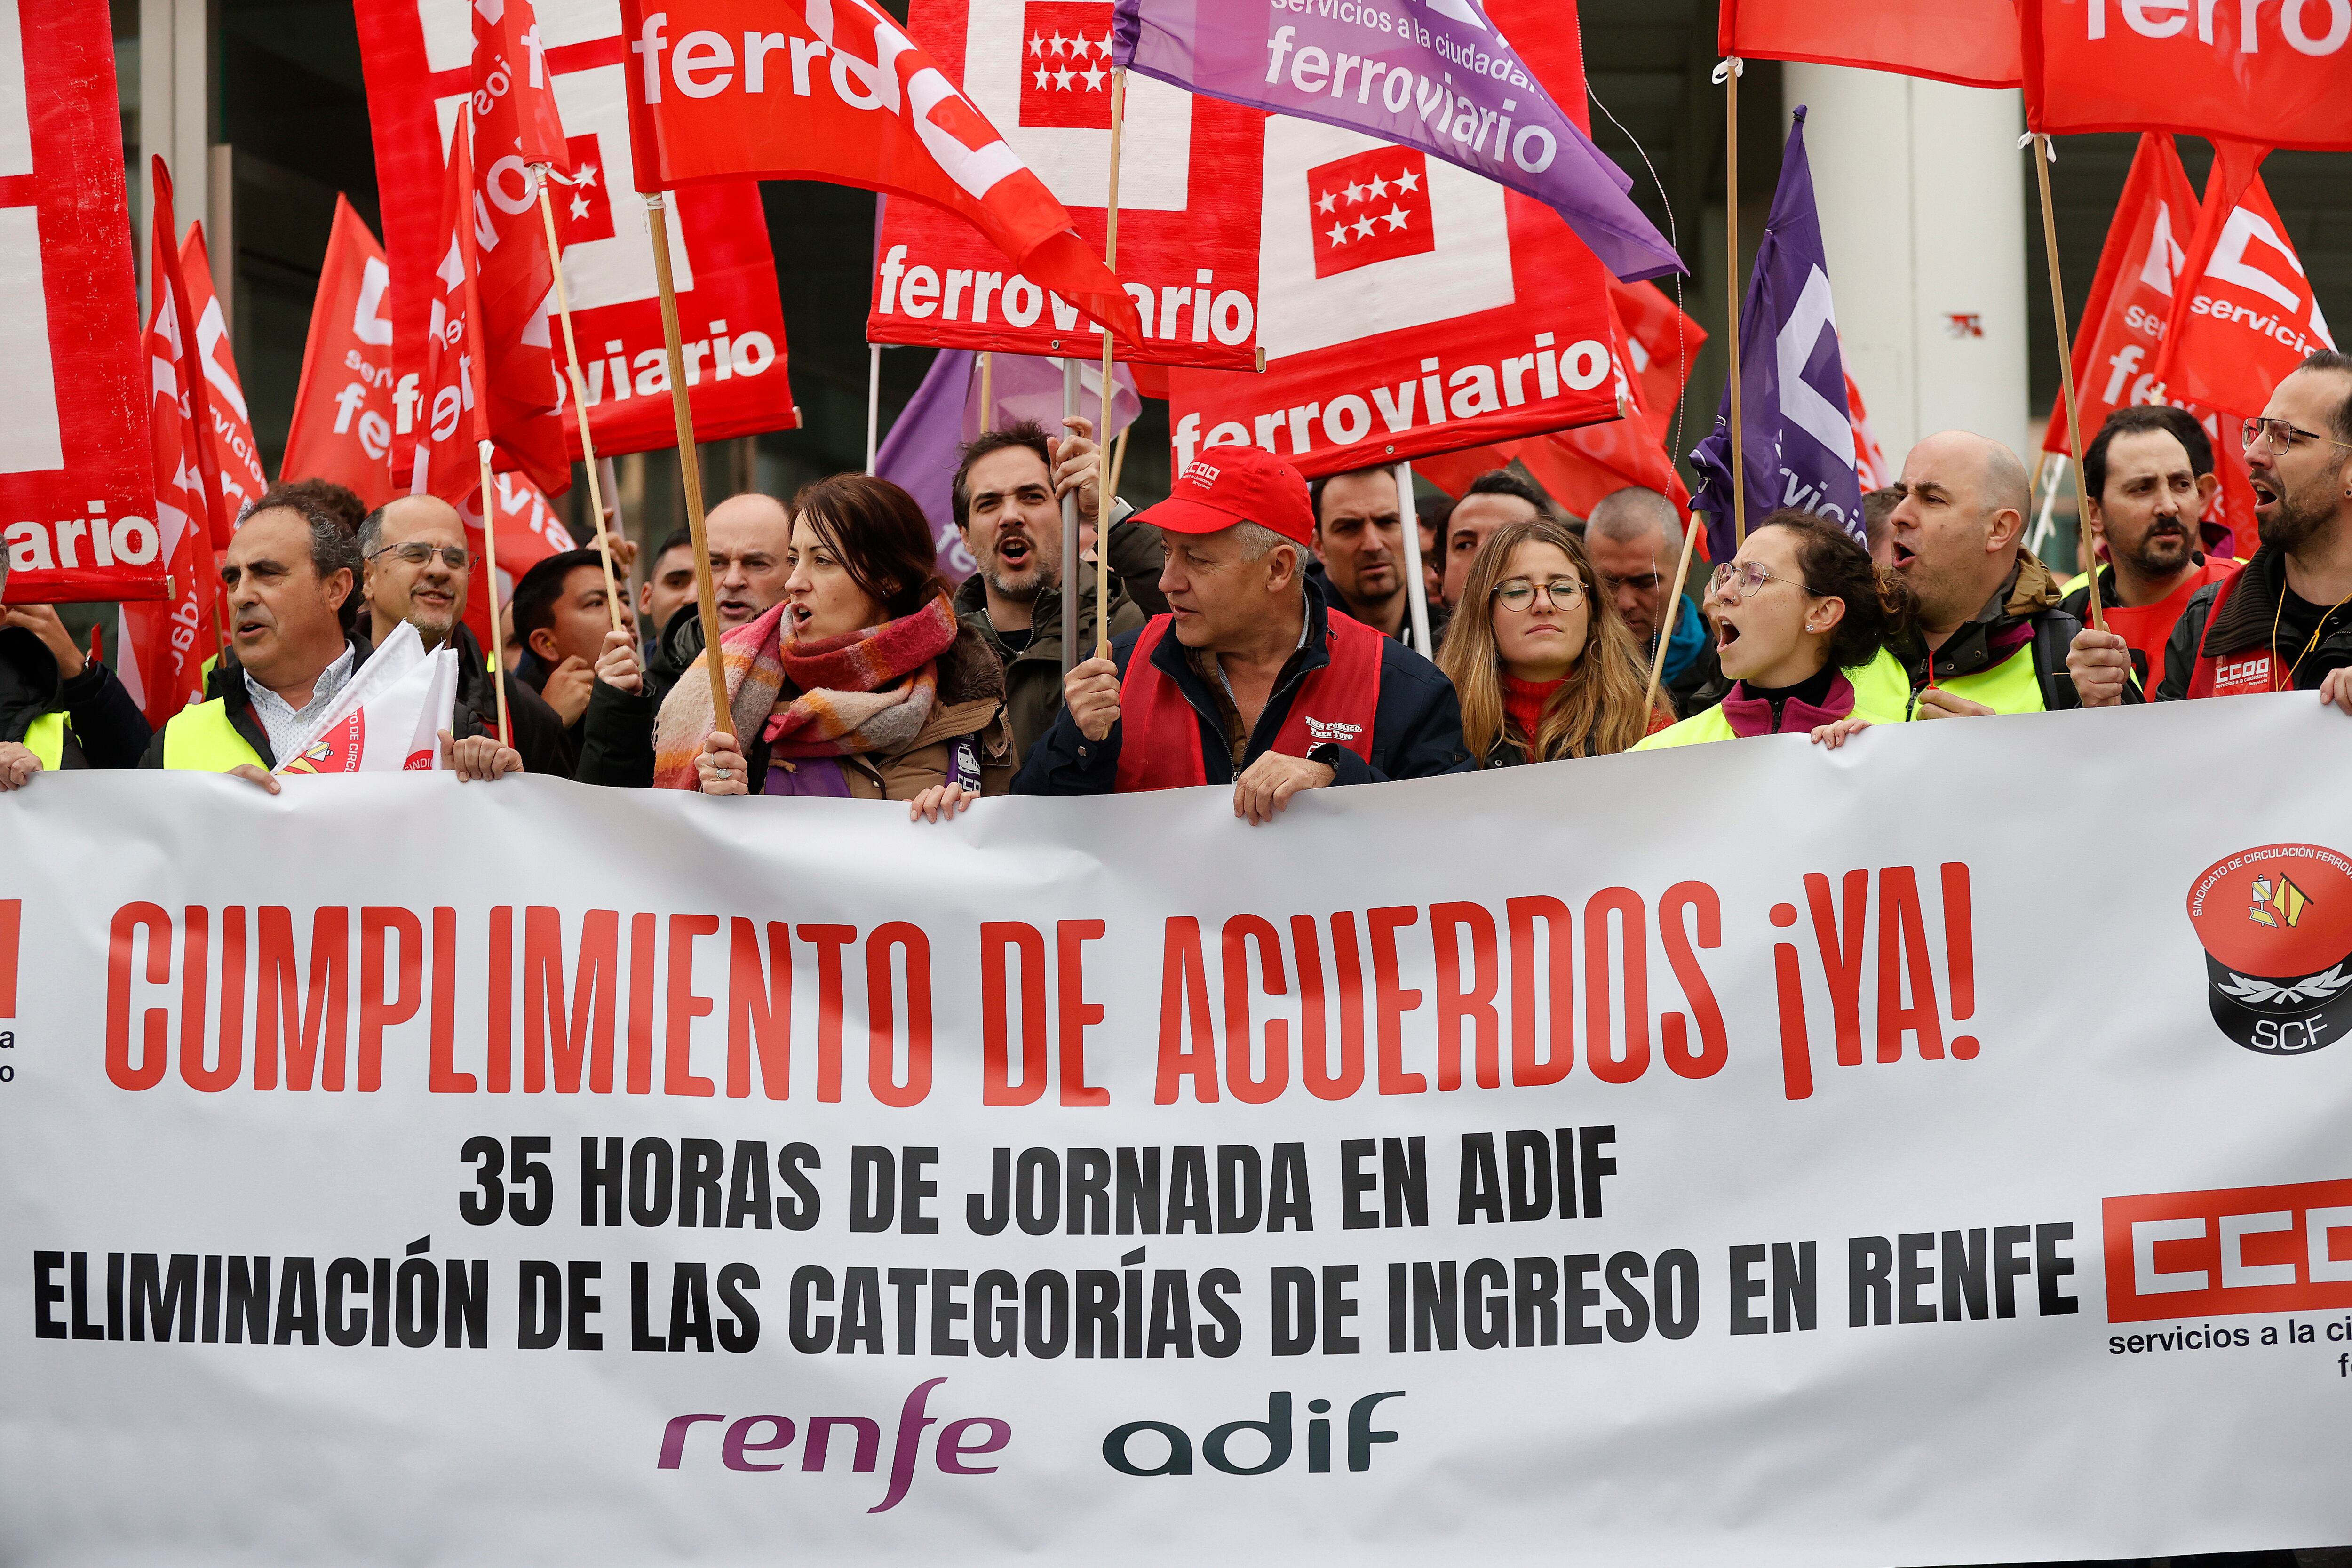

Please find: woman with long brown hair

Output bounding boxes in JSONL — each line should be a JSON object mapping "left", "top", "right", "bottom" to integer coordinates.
{"left": 1437, "top": 517, "right": 1673, "bottom": 765}
{"left": 656, "top": 474, "right": 1015, "bottom": 820}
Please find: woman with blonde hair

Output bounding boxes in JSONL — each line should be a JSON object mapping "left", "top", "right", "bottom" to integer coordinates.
{"left": 1437, "top": 517, "right": 1673, "bottom": 765}
{"left": 658, "top": 474, "right": 1015, "bottom": 820}
{"left": 1633, "top": 509, "right": 1914, "bottom": 750}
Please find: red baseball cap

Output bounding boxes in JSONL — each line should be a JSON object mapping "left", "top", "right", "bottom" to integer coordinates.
{"left": 1136, "top": 445, "right": 1315, "bottom": 549}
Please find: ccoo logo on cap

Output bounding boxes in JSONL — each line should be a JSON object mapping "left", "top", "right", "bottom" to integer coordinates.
{"left": 2185, "top": 843, "right": 2352, "bottom": 1055}
{"left": 1136, "top": 444, "right": 1315, "bottom": 549}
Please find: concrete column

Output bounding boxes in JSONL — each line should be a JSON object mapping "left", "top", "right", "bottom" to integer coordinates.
{"left": 137, "top": 0, "right": 208, "bottom": 294}
{"left": 1783, "top": 64, "right": 2030, "bottom": 474}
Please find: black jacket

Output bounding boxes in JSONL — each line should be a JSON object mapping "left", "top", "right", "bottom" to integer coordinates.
{"left": 2155, "top": 549, "right": 2352, "bottom": 700}
{"left": 0, "top": 626, "right": 151, "bottom": 768}
{"left": 1012, "top": 576, "right": 1472, "bottom": 795}
{"left": 1303, "top": 560, "right": 1452, "bottom": 658}
{"left": 1889, "top": 553, "right": 2098, "bottom": 712}
{"left": 139, "top": 632, "right": 375, "bottom": 769}
{"left": 574, "top": 600, "right": 704, "bottom": 788}
{"left": 443, "top": 625, "right": 570, "bottom": 776}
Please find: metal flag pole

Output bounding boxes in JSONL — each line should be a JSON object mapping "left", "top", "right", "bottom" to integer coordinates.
{"left": 644, "top": 192, "right": 732, "bottom": 729}
{"left": 866, "top": 344, "right": 882, "bottom": 474}
{"left": 1061, "top": 356, "right": 1081, "bottom": 675}
{"left": 1395, "top": 462, "right": 1432, "bottom": 658}
{"left": 2031, "top": 133, "right": 2105, "bottom": 630}
{"left": 476, "top": 440, "right": 512, "bottom": 747}
{"left": 1723, "top": 56, "right": 1748, "bottom": 547}
{"left": 530, "top": 166, "right": 623, "bottom": 635}
{"left": 1095, "top": 67, "right": 1128, "bottom": 659}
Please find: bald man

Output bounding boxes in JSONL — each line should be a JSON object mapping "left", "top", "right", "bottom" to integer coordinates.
{"left": 575, "top": 489, "right": 796, "bottom": 788}
{"left": 359, "top": 494, "right": 570, "bottom": 774}
{"left": 1883, "top": 431, "right": 2091, "bottom": 716}
{"left": 1585, "top": 486, "right": 1720, "bottom": 711}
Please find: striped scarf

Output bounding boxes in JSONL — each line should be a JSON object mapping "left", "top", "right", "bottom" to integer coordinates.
{"left": 653, "top": 596, "right": 959, "bottom": 790}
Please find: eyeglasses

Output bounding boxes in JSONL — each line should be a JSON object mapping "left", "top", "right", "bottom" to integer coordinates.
{"left": 2242, "top": 417, "right": 2352, "bottom": 457}
{"left": 370, "top": 542, "right": 475, "bottom": 570}
{"left": 1709, "top": 561, "right": 1812, "bottom": 602}
{"left": 1493, "top": 575, "right": 1585, "bottom": 611}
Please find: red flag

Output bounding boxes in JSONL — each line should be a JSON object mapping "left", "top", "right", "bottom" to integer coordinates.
{"left": 1611, "top": 278, "right": 1706, "bottom": 443}
{"left": 2023, "top": 0, "right": 2352, "bottom": 151}
{"left": 457, "top": 471, "right": 576, "bottom": 658}
{"left": 354, "top": 0, "right": 799, "bottom": 463}
{"left": 402, "top": 126, "right": 491, "bottom": 507}
{"left": 2155, "top": 155, "right": 2335, "bottom": 424}
{"left": 117, "top": 163, "right": 222, "bottom": 726}
{"left": 617, "top": 0, "right": 1143, "bottom": 347}
{"left": 868, "top": 0, "right": 1266, "bottom": 369}
{"left": 1720, "top": 0, "right": 2022, "bottom": 89}
{"left": 179, "top": 223, "right": 270, "bottom": 537}
{"left": 1521, "top": 288, "right": 1695, "bottom": 518}
{"left": 473, "top": 0, "right": 569, "bottom": 169}
{"left": 469, "top": 11, "right": 570, "bottom": 496}
{"left": 1846, "top": 368, "right": 1889, "bottom": 491}
{"left": 1167, "top": 117, "right": 1618, "bottom": 480}
{"left": 282, "top": 197, "right": 397, "bottom": 508}
{"left": 0, "top": 4, "right": 161, "bottom": 608}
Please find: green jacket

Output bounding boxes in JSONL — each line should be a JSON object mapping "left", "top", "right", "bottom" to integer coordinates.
{"left": 954, "top": 515, "right": 1162, "bottom": 764}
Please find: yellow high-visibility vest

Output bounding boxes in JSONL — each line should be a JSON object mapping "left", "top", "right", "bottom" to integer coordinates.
{"left": 159, "top": 699, "right": 266, "bottom": 772}
{"left": 23, "top": 711, "right": 65, "bottom": 768}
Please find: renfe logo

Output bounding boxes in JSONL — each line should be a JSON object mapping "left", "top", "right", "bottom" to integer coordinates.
{"left": 2103, "top": 1178, "right": 2352, "bottom": 1322}
{"left": 657, "top": 1378, "right": 1009, "bottom": 1512}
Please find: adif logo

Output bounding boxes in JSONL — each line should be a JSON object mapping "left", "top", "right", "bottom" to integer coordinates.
{"left": 1183, "top": 461, "right": 1221, "bottom": 488}
{"left": 1303, "top": 717, "right": 1363, "bottom": 743}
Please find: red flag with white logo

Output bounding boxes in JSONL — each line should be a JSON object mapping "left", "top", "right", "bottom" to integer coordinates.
{"left": 458, "top": 471, "right": 576, "bottom": 659}
{"left": 1525, "top": 285, "right": 1696, "bottom": 516}
{"left": 117, "top": 162, "right": 222, "bottom": 725}
{"left": 353, "top": 0, "right": 798, "bottom": 464}
{"left": 2034, "top": 135, "right": 2259, "bottom": 554}
{"left": 1611, "top": 277, "right": 1706, "bottom": 442}
{"left": 2023, "top": 0, "right": 2352, "bottom": 151}
{"left": 1719, "top": 0, "right": 2022, "bottom": 89}
{"left": 615, "top": 0, "right": 1143, "bottom": 348}
{"left": 178, "top": 223, "right": 270, "bottom": 538}
{"left": 867, "top": 0, "right": 1263, "bottom": 369}
{"left": 473, "top": 0, "right": 570, "bottom": 168}
{"left": 2155, "top": 155, "right": 2335, "bottom": 425}
{"left": 281, "top": 196, "right": 398, "bottom": 508}
{"left": 1166, "top": 118, "right": 1617, "bottom": 480}
{"left": 468, "top": 4, "right": 571, "bottom": 495}
{"left": 402, "top": 124, "right": 492, "bottom": 508}
{"left": 0, "top": 5, "right": 162, "bottom": 608}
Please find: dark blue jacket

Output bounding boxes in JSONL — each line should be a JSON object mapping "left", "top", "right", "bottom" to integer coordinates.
{"left": 1012, "top": 576, "right": 1471, "bottom": 794}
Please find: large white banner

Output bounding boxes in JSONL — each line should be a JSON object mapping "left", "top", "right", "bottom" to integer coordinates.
{"left": 5, "top": 696, "right": 2352, "bottom": 1566}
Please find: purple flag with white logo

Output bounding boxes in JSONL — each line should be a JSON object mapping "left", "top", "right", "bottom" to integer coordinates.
{"left": 1688, "top": 106, "right": 1864, "bottom": 563}
{"left": 1110, "top": 0, "right": 1683, "bottom": 284}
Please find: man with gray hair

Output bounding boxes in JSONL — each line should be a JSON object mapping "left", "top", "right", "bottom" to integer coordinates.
{"left": 1016, "top": 444, "right": 1468, "bottom": 820}
{"left": 1583, "top": 485, "right": 1720, "bottom": 710}
{"left": 1884, "top": 430, "right": 2088, "bottom": 716}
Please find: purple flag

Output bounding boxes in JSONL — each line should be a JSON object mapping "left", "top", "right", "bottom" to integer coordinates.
{"left": 1111, "top": 0, "right": 1683, "bottom": 284}
{"left": 875, "top": 350, "right": 1143, "bottom": 584}
{"left": 1687, "top": 106, "right": 1864, "bottom": 564}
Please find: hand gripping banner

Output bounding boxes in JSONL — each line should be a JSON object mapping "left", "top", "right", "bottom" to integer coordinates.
{"left": 5, "top": 695, "right": 2352, "bottom": 1565}
{"left": 354, "top": 0, "right": 799, "bottom": 463}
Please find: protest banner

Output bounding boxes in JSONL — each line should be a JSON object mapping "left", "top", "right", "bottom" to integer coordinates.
{"left": 2023, "top": 0, "right": 2352, "bottom": 152}
{"left": 5, "top": 695, "right": 2351, "bottom": 1565}
{"left": 867, "top": 0, "right": 1268, "bottom": 370}
{"left": 0, "top": 3, "right": 162, "bottom": 608}
{"left": 353, "top": 0, "right": 800, "bottom": 461}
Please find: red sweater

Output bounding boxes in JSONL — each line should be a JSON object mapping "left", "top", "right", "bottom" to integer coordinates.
{"left": 1502, "top": 673, "right": 1564, "bottom": 747}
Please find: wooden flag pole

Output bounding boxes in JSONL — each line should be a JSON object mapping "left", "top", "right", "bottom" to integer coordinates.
{"left": 1106, "top": 425, "right": 1131, "bottom": 507}
{"left": 1095, "top": 68, "right": 1127, "bottom": 659}
{"left": 645, "top": 193, "right": 733, "bottom": 731}
{"left": 979, "top": 352, "right": 993, "bottom": 431}
{"left": 1724, "top": 57, "right": 1748, "bottom": 548}
{"left": 530, "top": 167, "right": 624, "bottom": 636}
{"left": 1643, "top": 511, "right": 1706, "bottom": 721}
{"left": 476, "top": 439, "right": 512, "bottom": 748}
{"left": 2031, "top": 133, "right": 2105, "bottom": 630}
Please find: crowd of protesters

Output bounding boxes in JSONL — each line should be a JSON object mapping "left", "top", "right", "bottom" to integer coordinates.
{"left": 6, "top": 350, "right": 2352, "bottom": 816}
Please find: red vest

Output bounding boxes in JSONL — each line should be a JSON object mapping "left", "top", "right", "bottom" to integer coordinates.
{"left": 1113, "top": 609, "right": 1384, "bottom": 792}
{"left": 2106, "top": 556, "right": 2239, "bottom": 689}
{"left": 2184, "top": 565, "right": 2280, "bottom": 699}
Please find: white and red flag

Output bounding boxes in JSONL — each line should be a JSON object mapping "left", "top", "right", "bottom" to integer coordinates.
{"left": 2039, "top": 135, "right": 2258, "bottom": 555}
{"left": 354, "top": 0, "right": 798, "bottom": 461}
{"left": 1718, "top": 0, "right": 2022, "bottom": 88}
{"left": 2023, "top": 0, "right": 2352, "bottom": 151}
{"left": 458, "top": 472, "right": 577, "bottom": 657}
{"left": 1846, "top": 367, "right": 1888, "bottom": 491}
{"left": 276, "top": 621, "right": 459, "bottom": 776}
{"left": 281, "top": 196, "right": 398, "bottom": 509}
{"left": 0, "top": 4, "right": 163, "bottom": 609}
{"left": 116, "top": 160, "right": 224, "bottom": 726}
{"left": 402, "top": 123, "right": 493, "bottom": 508}
{"left": 2155, "top": 158, "right": 2335, "bottom": 422}
{"left": 178, "top": 223, "right": 270, "bottom": 536}
{"left": 616, "top": 0, "right": 1143, "bottom": 347}
{"left": 1166, "top": 117, "right": 1618, "bottom": 480}
{"left": 866, "top": 0, "right": 1264, "bottom": 369}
